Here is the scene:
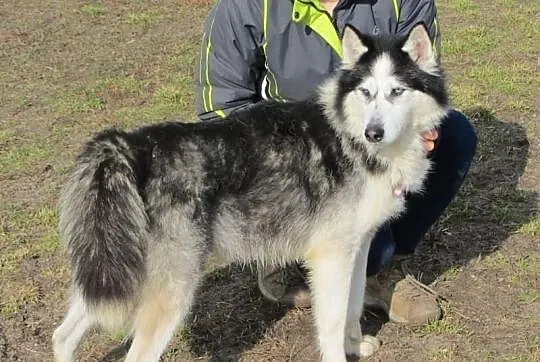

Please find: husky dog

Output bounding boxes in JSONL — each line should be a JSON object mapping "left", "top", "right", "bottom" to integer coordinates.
{"left": 52, "top": 24, "right": 448, "bottom": 362}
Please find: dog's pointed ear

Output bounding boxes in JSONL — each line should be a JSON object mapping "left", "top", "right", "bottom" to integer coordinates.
{"left": 342, "top": 25, "right": 369, "bottom": 67}
{"left": 402, "top": 23, "right": 437, "bottom": 72}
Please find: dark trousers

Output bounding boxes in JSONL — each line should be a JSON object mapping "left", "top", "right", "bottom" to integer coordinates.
{"left": 366, "top": 110, "right": 478, "bottom": 276}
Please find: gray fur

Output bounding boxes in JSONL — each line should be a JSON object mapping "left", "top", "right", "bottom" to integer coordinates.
{"left": 53, "top": 24, "right": 448, "bottom": 362}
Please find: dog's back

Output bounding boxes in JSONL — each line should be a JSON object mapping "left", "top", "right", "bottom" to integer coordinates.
{"left": 53, "top": 24, "right": 449, "bottom": 362}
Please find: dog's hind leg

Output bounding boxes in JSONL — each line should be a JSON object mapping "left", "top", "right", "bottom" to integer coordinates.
{"left": 52, "top": 291, "right": 95, "bottom": 362}
{"left": 124, "top": 288, "right": 192, "bottom": 362}
{"left": 344, "top": 239, "right": 381, "bottom": 358}
{"left": 305, "top": 241, "right": 357, "bottom": 362}
{"left": 124, "top": 233, "right": 203, "bottom": 362}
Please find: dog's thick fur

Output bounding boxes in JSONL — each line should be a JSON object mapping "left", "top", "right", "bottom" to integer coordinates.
{"left": 53, "top": 24, "right": 448, "bottom": 362}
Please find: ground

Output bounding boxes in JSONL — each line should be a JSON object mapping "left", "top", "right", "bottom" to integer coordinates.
{"left": 0, "top": 0, "right": 538, "bottom": 361}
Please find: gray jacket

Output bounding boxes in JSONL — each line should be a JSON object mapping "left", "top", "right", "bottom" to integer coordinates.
{"left": 196, "top": 0, "right": 441, "bottom": 121}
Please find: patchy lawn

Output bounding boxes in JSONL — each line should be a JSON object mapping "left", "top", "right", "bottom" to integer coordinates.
{"left": 0, "top": 0, "right": 538, "bottom": 361}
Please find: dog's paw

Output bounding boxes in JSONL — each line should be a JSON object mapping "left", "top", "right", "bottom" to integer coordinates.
{"left": 345, "top": 334, "right": 381, "bottom": 358}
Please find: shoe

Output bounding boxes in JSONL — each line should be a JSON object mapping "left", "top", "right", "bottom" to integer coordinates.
{"left": 257, "top": 263, "right": 312, "bottom": 308}
{"left": 364, "top": 257, "right": 442, "bottom": 326}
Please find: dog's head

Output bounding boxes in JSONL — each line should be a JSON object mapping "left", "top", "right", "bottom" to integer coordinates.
{"left": 321, "top": 23, "right": 449, "bottom": 148}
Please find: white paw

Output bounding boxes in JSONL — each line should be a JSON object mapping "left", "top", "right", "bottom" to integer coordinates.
{"left": 345, "top": 334, "right": 381, "bottom": 358}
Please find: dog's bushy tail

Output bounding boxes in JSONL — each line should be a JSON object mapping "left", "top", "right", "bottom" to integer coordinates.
{"left": 59, "top": 129, "right": 149, "bottom": 326}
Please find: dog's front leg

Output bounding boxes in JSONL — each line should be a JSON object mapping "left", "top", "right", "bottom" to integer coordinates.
{"left": 305, "top": 242, "right": 356, "bottom": 362}
{"left": 345, "top": 238, "right": 381, "bottom": 358}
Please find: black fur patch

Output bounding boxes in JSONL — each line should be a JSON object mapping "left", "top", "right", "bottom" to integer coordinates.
{"left": 66, "top": 130, "right": 151, "bottom": 303}
{"left": 335, "top": 27, "right": 448, "bottom": 121}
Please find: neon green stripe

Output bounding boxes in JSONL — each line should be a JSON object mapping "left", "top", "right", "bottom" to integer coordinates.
{"left": 262, "top": 0, "right": 283, "bottom": 100}
{"left": 202, "top": 7, "right": 226, "bottom": 118}
{"left": 263, "top": 0, "right": 268, "bottom": 40}
{"left": 292, "top": 1, "right": 342, "bottom": 58}
{"left": 204, "top": 14, "right": 217, "bottom": 113}
{"left": 391, "top": 0, "right": 400, "bottom": 21}
{"left": 433, "top": 16, "right": 439, "bottom": 48}
{"left": 199, "top": 32, "right": 209, "bottom": 112}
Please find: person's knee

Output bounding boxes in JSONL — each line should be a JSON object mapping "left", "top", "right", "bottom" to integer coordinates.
{"left": 439, "top": 110, "right": 477, "bottom": 167}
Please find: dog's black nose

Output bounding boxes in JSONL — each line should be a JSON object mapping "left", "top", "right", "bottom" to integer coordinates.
{"left": 365, "top": 125, "right": 384, "bottom": 143}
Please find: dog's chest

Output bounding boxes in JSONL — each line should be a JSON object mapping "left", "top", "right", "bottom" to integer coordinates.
{"left": 354, "top": 155, "right": 430, "bottom": 229}
{"left": 355, "top": 176, "right": 404, "bottom": 230}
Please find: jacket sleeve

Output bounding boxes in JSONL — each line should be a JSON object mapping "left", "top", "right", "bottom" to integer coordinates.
{"left": 396, "top": 0, "right": 442, "bottom": 59}
{"left": 195, "top": 0, "right": 265, "bottom": 121}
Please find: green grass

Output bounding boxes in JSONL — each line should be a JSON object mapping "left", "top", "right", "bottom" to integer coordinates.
{"left": 0, "top": 204, "right": 59, "bottom": 275}
{"left": 443, "top": 25, "right": 495, "bottom": 56}
{"left": 81, "top": 4, "right": 106, "bottom": 17}
{"left": 54, "top": 89, "right": 106, "bottom": 114}
{"left": 419, "top": 317, "right": 465, "bottom": 336}
{"left": 447, "top": 0, "right": 479, "bottom": 15}
{"left": 0, "top": 247, "right": 31, "bottom": 274}
{"left": 126, "top": 12, "right": 157, "bottom": 26}
{"left": 0, "top": 129, "right": 11, "bottom": 143}
{"left": 0, "top": 280, "right": 39, "bottom": 316}
{"left": 441, "top": 0, "right": 539, "bottom": 115}
{"left": 95, "top": 76, "right": 146, "bottom": 100}
{"left": 516, "top": 216, "right": 540, "bottom": 236}
{"left": 0, "top": 0, "right": 538, "bottom": 359}
{"left": 439, "top": 265, "right": 462, "bottom": 282}
{"left": 517, "top": 291, "right": 540, "bottom": 304}
{"left": 0, "top": 143, "right": 51, "bottom": 175}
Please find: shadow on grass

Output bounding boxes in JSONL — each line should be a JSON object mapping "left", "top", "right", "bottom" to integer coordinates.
{"left": 411, "top": 107, "right": 537, "bottom": 283}
{"left": 185, "top": 265, "right": 291, "bottom": 361}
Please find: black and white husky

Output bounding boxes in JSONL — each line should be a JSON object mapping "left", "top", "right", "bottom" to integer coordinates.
{"left": 53, "top": 24, "right": 448, "bottom": 362}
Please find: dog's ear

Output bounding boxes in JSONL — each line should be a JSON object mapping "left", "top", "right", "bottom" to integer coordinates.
{"left": 402, "top": 23, "right": 437, "bottom": 72}
{"left": 342, "top": 25, "right": 369, "bottom": 67}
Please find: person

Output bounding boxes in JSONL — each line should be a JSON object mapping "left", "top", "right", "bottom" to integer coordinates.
{"left": 194, "top": 0, "right": 477, "bottom": 326}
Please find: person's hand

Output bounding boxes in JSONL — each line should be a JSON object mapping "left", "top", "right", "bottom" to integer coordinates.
{"left": 421, "top": 128, "right": 438, "bottom": 152}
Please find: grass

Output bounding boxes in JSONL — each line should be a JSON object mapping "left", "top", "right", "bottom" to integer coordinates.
{"left": 0, "top": 280, "right": 39, "bottom": 316}
{"left": 0, "top": 204, "right": 59, "bottom": 276}
{"left": 95, "top": 76, "right": 147, "bottom": 100}
{"left": 126, "top": 12, "right": 157, "bottom": 26}
{"left": 516, "top": 216, "right": 540, "bottom": 236}
{"left": 416, "top": 302, "right": 467, "bottom": 337}
{"left": 441, "top": 0, "right": 539, "bottom": 115}
{"left": 419, "top": 317, "right": 465, "bottom": 336}
{"left": 443, "top": 25, "right": 495, "bottom": 56}
{"left": 427, "top": 347, "right": 456, "bottom": 361}
{"left": 447, "top": 0, "right": 479, "bottom": 15}
{"left": 81, "top": 4, "right": 106, "bottom": 17}
{"left": 0, "top": 144, "right": 49, "bottom": 175}
{"left": 517, "top": 291, "right": 540, "bottom": 304}
{"left": 54, "top": 89, "right": 106, "bottom": 114}
{"left": 439, "top": 265, "right": 462, "bottom": 281}
{"left": 0, "top": 0, "right": 538, "bottom": 360}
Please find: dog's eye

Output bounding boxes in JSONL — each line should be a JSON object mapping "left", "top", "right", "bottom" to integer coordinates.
{"left": 390, "top": 88, "right": 405, "bottom": 97}
{"left": 358, "top": 88, "right": 371, "bottom": 97}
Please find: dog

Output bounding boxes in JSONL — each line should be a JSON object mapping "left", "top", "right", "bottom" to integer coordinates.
{"left": 52, "top": 23, "right": 448, "bottom": 362}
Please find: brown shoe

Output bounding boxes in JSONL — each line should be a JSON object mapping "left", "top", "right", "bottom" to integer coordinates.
{"left": 365, "top": 257, "right": 442, "bottom": 326}
{"left": 257, "top": 263, "right": 312, "bottom": 308}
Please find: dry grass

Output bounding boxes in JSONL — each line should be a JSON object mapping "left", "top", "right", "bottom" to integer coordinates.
{"left": 0, "top": 0, "right": 538, "bottom": 361}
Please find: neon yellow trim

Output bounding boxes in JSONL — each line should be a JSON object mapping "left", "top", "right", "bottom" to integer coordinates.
{"left": 202, "top": 6, "right": 227, "bottom": 118}
{"left": 199, "top": 32, "right": 209, "bottom": 113}
{"left": 391, "top": 0, "right": 400, "bottom": 21}
{"left": 433, "top": 16, "right": 439, "bottom": 51}
{"left": 263, "top": 0, "right": 268, "bottom": 40}
{"left": 204, "top": 13, "right": 218, "bottom": 113}
{"left": 262, "top": 0, "right": 283, "bottom": 100}
{"left": 292, "top": 0, "right": 342, "bottom": 58}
